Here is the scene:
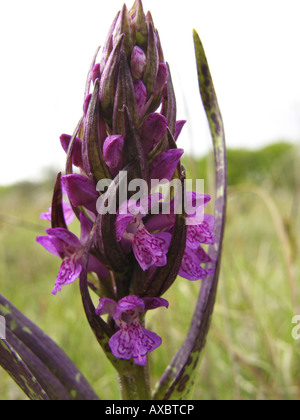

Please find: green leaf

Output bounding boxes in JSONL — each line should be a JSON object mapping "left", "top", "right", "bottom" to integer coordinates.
{"left": 153, "top": 30, "right": 227, "bottom": 400}
{"left": 0, "top": 295, "right": 100, "bottom": 400}
{"left": 0, "top": 339, "right": 49, "bottom": 400}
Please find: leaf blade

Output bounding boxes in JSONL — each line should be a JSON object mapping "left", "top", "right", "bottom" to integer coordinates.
{"left": 154, "top": 30, "right": 227, "bottom": 400}
{"left": 0, "top": 295, "right": 100, "bottom": 400}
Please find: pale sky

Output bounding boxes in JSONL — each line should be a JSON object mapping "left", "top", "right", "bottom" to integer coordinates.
{"left": 1, "top": 0, "right": 300, "bottom": 185}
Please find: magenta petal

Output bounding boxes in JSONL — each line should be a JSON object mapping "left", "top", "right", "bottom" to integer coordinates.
{"left": 62, "top": 174, "right": 98, "bottom": 214}
{"left": 115, "top": 212, "right": 135, "bottom": 241}
{"left": 60, "top": 134, "right": 83, "bottom": 169}
{"left": 109, "top": 329, "right": 133, "bottom": 361}
{"left": 132, "top": 228, "right": 171, "bottom": 271}
{"left": 96, "top": 297, "right": 117, "bottom": 317}
{"left": 141, "top": 113, "right": 167, "bottom": 154}
{"left": 103, "top": 135, "right": 124, "bottom": 177}
{"left": 132, "top": 328, "right": 162, "bottom": 365}
{"left": 185, "top": 192, "right": 212, "bottom": 223}
{"left": 62, "top": 203, "right": 76, "bottom": 225}
{"left": 186, "top": 214, "right": 215, "bottom": 246}
{"left": 154, "top": 63, "right": 168, "bottom": 94}
{"left": 130, "top": 46, "right": 147, "bottom": 79}
{"left": 83, "top": 93, "right": 92, "bottom": 115}
{"left": 150, "top": 148, "right": 184, "bottom": 181}
{"left": 174, "top": 120, "right": 186, "bottom": 141}
{"left": 142, "top": 297, "right": 169, "bottom": 311}
{"left": 79, "top": 213, "right": 93, "bottom": 243}
{"left": 108, "top": 324, "right": 162, "bottom": 366}
{"left": 45, "top": 228, "right": 82, "bottom": 250}
{"left": 40, "top": 203, "right": 75, "bottom": 226}
{"left": 36, "top": 235, "right": 61, "bottom": 258}
{"left": 52, "top": 256, "right": 82, "bottom": 295}
{"left": 179, "top": 248, "right": 211, "bottom": 281}
{"left": 91, "top": 63, "right": 101, "bottom": 83}
{"left": 134, "top": 80, "right": 147, "bottom": 115}
{"left": 113, "top": 296, "right": 145, "bottom": 321}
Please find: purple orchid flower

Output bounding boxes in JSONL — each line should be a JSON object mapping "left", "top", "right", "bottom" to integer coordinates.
{"left": 96, "top": 295, "right": 169, "bottom": 366}
{"left": 40, "top": 202, "right": 75, "bottom": 226}
{"left": 37, "top": 214, "right": 108, "bottom": 295}
{"left": 115, "top": 196, "right": 172, "bottom": 271}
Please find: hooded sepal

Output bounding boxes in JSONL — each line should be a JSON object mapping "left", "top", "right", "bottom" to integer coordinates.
{"left": 113, "top": 50, "right": 138, "bottom": 135}
{"left": 99, "top": 34, "right": 124, "bottom": 125}
{"left": 83, "top": 78, "right": 112, "bottom": 183}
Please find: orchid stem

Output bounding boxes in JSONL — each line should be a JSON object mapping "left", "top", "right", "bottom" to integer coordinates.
{"left": 119, "top": 364, "right": 152, "bottom": 400}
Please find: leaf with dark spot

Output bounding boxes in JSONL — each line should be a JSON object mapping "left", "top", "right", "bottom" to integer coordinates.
{"left": 0, "top": 295, "right": 100, "bottom": 400}
{"left": 153, "top": 30, "right": 227, "bottom": 400}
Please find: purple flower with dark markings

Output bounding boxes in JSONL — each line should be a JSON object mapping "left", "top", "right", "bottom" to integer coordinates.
{"left": 116, "top": 195, "right": 172, "bottom": 271}
{"left": 96, "top": 295, "right": 168, "bottom": 366}
{"left": 37, "top": 214, "right": 108, "bottom": 294}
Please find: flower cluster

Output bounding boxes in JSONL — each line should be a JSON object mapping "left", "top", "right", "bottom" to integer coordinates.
{"left": 37, "top": 0, "right": 215, "bottom": 366}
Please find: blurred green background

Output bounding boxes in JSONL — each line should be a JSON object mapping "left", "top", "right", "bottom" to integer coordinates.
{"left": 0, "top": 141, "right": 299, "bottom": 400}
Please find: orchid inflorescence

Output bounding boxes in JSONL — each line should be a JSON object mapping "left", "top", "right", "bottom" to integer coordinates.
{"left": 37, "top": 0, "right": 216, "bottom": 370}
{"left": 0, "top": 0, "right": 226, "bottom": 401}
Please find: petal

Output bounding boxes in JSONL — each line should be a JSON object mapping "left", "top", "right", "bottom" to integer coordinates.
{"left": 142, "top": 297, "right": 169, "bottom": 311}
{"left": 141, "top": 113, "right": 167, "bottom": 154}
{"left": 186, "top": 214, "right": 215, "bottom": 247}
{"left": 96, "top": 297, "right": 117, "bottom": 317}
{"left": 83, "top": 93, "right": 92, "bottom": 115}
{"left": 154, "top": 63, "right": 168, "bottom": 94}
{"left": 36, "top": 235, "right": 62, "bottom": 258}
{"left": 144, "top": 213, "right": 174, "bottom": 233}
{"left": 132, "top": 227, "right": 172, "bottom": 271}
{"left": 91, "top": 63, "right": 101, "bottom": 83}
{"left": 60, "top": 134, "right": 83, "bottom": 169}
{"left": 130, "top": 46, "right": 147, "bottom": 79}
{"left": 179, "top": 248, "right": 212, "bottom": 281}
{"left": 134, "top": 80, "right": 147, "bottom": 115}
{"left": 132, "top": 326, "right": 162, "bottom": 366}
{"left": 62, "top": 174, "right": 98, "bottom": 214}
{"left": 150, "top": 148, "right": 184, "bottom": 181}
{"left": 185, "top": 191, "right": 211, "bottom": 219}
{"left": 40, "top": 204, "right": 76, "bottom": 226}
{"left": 62, "top": 203, "right": 76, "bottom": 225}
{"left": 174, "top": 120, "right": 186, "bottom": 141}
{"left": 108, "top": 323, "right": 162, "bottom": 366}
{"left": 102, "top": 135, "right": 124, "bottom": 177}
{"left": 40, "top": 208, "right": 51, "bottom": 222}
{"left": 109, "top": 329, "right": 133, "bottom": 361}
{"left": 79, "top": 213, "right": 94, "bottom": 243}
{"left": 52, "top": 255, "right": 82, "bottom": 295}
{"left": 196, "top": 245, "right": 216, "bottom": 264}
{"left": 113, "top": 295, "right": 145, "bottom": 321}
{"left": 115, "top": 212, "right": 135, "bottom": 242}
{"left": 45, "top": 228, "right": 82, "bottom": 250}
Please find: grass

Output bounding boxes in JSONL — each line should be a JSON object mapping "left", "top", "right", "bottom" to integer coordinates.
{"left": 0, "top": 142, "right": 299, "bottom": 400}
